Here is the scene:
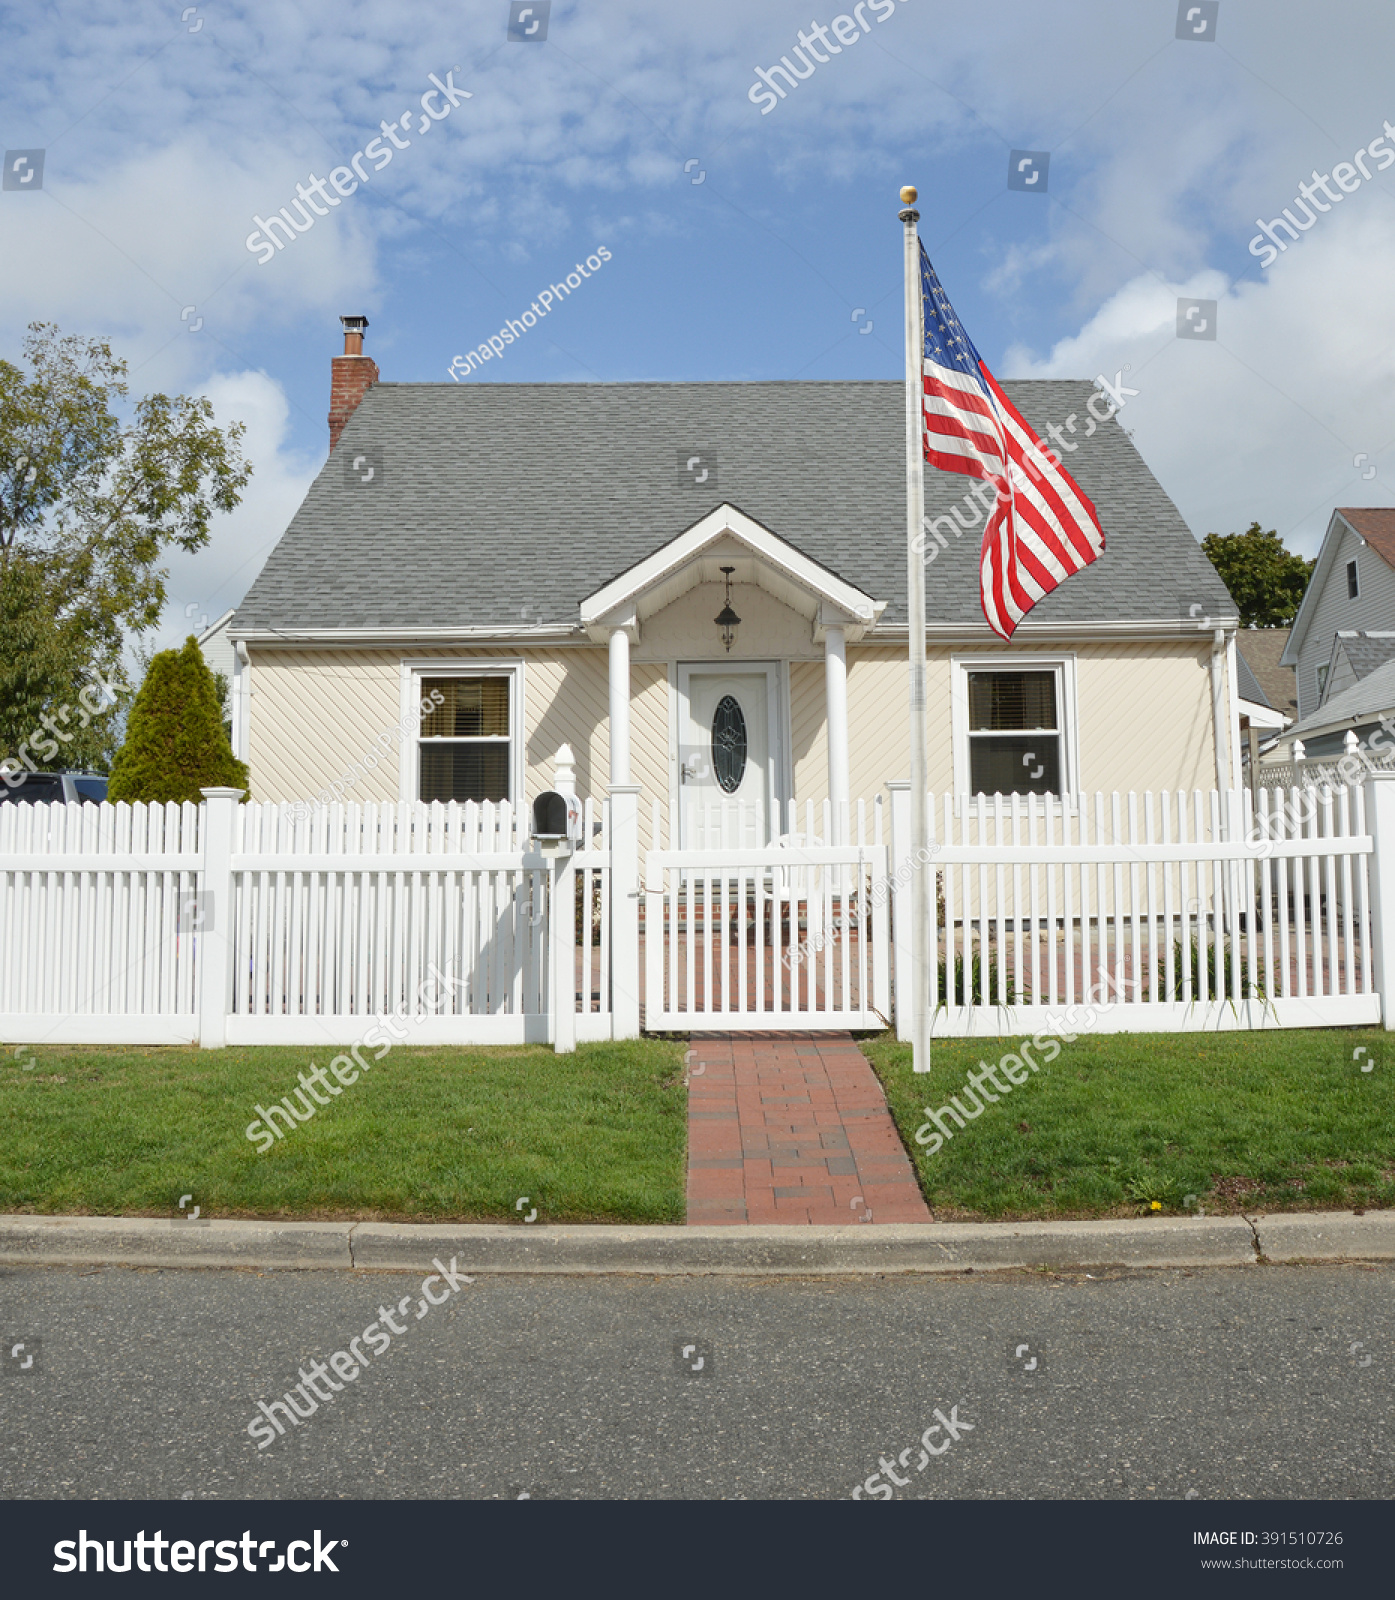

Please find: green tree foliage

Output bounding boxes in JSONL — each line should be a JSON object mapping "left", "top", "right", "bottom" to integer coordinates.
{"left": 0, "top": 323, "right": 251, "bottom": 768}
{"left": 107, "top": 637, "right": 249, "bottom": 805}
{"left": 1202, "top": 522, "right": 1315, "bottom": 628}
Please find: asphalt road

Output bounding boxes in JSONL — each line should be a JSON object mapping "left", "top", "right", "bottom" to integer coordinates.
{"left": 0, "top": 1260, "right": 1391, "bottom": 1501}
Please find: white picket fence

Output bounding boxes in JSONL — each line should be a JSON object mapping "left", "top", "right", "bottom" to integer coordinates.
{"left": 0, "top": 796, "right": 202, "bottom": 1037}
{"left": 0, "top": 790, "right": 615, "bottom": 1048}
{"left": 6, "top": 774, "right": 1395, "bottom": 1049}
{"left": 643, "top": 797, "right": 891, "bottom": 1031}
{"left": 884, "top": 783, "right": 1382, "bottom": 1037}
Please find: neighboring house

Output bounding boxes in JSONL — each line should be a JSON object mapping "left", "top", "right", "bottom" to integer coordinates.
{"left": 1282, "top": 507, "right": 1395, "bottom": 725}
{"left": 1233, "top": 629, "right": 1295, "bottom": 773}
{"left": 197, "top": 608, "right": 237, "bottom": 684}
{"left": 197, "top": 607, "right": 238, "bottom": 737}
{"left": 1282, "top": 654, "right": 1395, "bottom": 761}
{"left": 226, "top": 317, "right": 1242, "bottom": 840}
{"left": 1235, "top": 627, "right": 1297, "bottom": 721}
{"left": 1232, "top": 648, "right": 1288, "bottom": 779}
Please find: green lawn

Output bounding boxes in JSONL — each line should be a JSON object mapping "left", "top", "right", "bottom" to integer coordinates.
{"left": 862, "top": 1028, "right": 1395, "bottom": 1221}
{"left": 0, "top": 1039, "right": 688, "bottom": 1224}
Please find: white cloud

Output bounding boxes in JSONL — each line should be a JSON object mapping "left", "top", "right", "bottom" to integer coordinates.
{"left": 1002, "top": 202, "right": 1395, "bottom": 558}
{"left": 152, "top": 367, "right": 318, "bottom": 651}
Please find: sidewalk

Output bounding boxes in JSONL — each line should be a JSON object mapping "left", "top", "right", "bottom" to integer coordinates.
{"left": 685, "top": 1032, "right": 932, "bottom": 1225}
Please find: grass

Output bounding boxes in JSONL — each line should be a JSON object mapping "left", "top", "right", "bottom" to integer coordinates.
{"left": 861, "top": 1028, "right": 1395, "bottom": 1221}
{"left": 0, "top": 1038, "right": 688, "bottom": 1224}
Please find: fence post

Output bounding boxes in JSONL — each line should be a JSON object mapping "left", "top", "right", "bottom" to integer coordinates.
{"left": 197, "top": 787, "right": 242, "bottom": 1049}
{"left": 1363, "top": 770, "right": 1395, "bottom": 1029}
{"left": 549, "top": 840, "right": 577, "bottom": 1054}
{"left": 608, "top": 783, "right": 642, "bottom": 1039}
{"left": 886, "top": 781, "right": 912, "bottom": 1041}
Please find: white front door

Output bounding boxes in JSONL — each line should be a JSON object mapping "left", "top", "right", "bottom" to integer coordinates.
{"left": 676, "top": 664, "right": 781, "bottom": 846}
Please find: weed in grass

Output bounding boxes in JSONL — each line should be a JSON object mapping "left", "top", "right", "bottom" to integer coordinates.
{"left": 937, "top": 949, "right": 1019, "bottom": 1007}
{"left": 1157, "top": 937, "right": 1263, "bottom": 1002}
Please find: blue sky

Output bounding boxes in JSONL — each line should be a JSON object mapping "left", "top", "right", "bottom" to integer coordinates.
{"left": 3, "top": 0, "right": 1395, "bottom": 647}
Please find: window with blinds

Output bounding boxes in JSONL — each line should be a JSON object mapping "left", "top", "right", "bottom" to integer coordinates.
{"left": 418, "top": 677, "right": 512, "bottom": 803}
{"left": 966, "top": 669, "right": 1061, "bottom": 796}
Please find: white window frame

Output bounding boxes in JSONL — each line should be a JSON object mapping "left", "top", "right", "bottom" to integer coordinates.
{"left": 950, "top": 653, "right": 1080, "bottom": 805}
{"left": 1347, "top": 557, "right": 1360, "bottom": 599}
{"left": 398, "top": 658, "right": 525, "bottom": 806}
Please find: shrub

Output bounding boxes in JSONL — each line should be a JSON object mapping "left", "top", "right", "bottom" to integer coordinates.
{"left": 107, "top": 635, "right": 248, "bottom": 804}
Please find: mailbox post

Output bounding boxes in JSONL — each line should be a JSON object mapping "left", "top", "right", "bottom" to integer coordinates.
{"left": 533, "top": 787, "right": 578, "bottom": 1052}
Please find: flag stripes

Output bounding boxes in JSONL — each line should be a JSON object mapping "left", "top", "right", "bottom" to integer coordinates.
{"left": 916, "top": 244, "right": 1104, "bottom": 638}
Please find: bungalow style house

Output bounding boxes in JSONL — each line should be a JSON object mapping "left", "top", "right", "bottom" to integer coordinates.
{"left": 226, "top": 317, "right": 1241, "bottom": 842}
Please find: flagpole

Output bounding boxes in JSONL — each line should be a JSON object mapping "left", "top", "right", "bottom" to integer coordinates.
{"left": 900, "top": 186, "right": 931, "bottom": 1075}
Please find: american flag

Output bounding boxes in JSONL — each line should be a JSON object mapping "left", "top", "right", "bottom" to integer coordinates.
{"left": 917, "top": 243, "right": 1105, "bottom": 639}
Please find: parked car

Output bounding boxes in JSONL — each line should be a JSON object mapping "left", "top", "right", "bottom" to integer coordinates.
{"left": 0, "top": 773, "right": 108, "bottom": 805}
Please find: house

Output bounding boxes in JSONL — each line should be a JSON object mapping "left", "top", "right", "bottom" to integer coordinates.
{"left": 1235, "top": 627, "right": 1297, "bottom": 721}
{"left": 1281, "top": 507, "right": 1395, "bottom": 733}
{"left": 1233, "top": 629, "right": 1294, "bottom": 775}
{"left": 226, "top": 316, "right": 1241, "bottom": 840}
{"left": 196, "top": 608, "right": 238, "bottom": 685}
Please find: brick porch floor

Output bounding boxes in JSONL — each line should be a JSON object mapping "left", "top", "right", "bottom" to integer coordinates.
{"left": 685, "top": 1032, "right": 933, "bottom": 1225}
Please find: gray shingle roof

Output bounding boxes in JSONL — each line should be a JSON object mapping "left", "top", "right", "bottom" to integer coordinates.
{"left": 1338, "top": 631, "right": 1395, "bottom": 682}
{"left": 1289, "top": 655, "right": 1395, "bottom": 738}
{"left": 232, "top": 380, "right": 1234, "bottom": 634}
{"left": 1234, "top": 651, "right": 1268, "bottom": 707}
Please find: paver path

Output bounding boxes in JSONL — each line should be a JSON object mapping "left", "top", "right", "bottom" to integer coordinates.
{"left": 685, "top": 1031, "right": 933, "bottom": 1225}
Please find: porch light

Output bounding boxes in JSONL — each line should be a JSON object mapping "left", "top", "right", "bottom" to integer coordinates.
{"left": 714, "top": 565, "right": 741, "bottom": 652}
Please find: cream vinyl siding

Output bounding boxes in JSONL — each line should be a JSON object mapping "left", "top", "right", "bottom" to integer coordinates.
{"left": 1071, "top": 643, "right": 1214, "bottom": 793}
{"left": 246, "top": 646, "right": 669, "bottom": 847}
{"left": 248, "top": 639, "right": 1218, "bottom": 853}
{"left": 797, "top": 642, "right": 1214, "bottom": 804}
{"left": 1294, "top": 521, "right": 1395, "bottom": 720}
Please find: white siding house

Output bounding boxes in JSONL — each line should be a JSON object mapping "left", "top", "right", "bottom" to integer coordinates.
{"left": 1284, "top": 508, "right": 1395, "bottom": 722}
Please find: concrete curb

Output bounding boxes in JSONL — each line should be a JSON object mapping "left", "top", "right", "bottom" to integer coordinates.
{"left": 0, "top": 1210, "right": 1390, "bottom": 1276}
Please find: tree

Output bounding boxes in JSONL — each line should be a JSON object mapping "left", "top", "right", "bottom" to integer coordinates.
{"left": 0, "top": 322, "right": 251, "bottom": 766}
{"left": 106, "top": 637, "right": 249, "bottom": 804}
{"left": 1201, "top": 522, "right": 1314, "bottom": 628}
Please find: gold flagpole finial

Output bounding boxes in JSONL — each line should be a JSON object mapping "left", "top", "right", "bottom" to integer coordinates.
{"left": 899, "top": 185, "right": 917, "bottom": 205}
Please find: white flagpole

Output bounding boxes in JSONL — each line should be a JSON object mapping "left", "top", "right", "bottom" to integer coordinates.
{"left": 900, "top": 185, "right": 931, "bottom": 1074}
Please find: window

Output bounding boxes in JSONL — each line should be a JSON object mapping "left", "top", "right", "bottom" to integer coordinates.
{"left": 711, "top": 695, "right": 747, "bottom": 793}
{"left": 0, "top": 776, "right": 64, "bottom": 804}
{"left": 417, "top": 675, "right": 512, "bottom": 803}
{"left": 1347, "top": 559, "right": 1359, "bottom": 599}
{"left": 1316, "top": 662, "right": 1329, "bottom": 703}
{"left": 967, "top": 671, "right": 1061, "bottom": 795}
{"left": 952, "top": 656, "right": 1077, "bottom": 799}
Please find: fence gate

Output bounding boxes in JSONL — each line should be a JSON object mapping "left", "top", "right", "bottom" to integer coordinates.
{"left": 643, "top": 798, "right": 891, "bottom": 1031}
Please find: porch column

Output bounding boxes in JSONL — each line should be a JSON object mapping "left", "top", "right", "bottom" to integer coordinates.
{"left": 608, "top": 626, "right": 631, "bottom": 786}
{"left": 824, "top": 624, "right": 850, "bottom": 843}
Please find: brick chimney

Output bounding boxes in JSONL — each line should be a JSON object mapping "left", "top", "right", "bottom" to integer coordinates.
{"left": 328, "top": 314, "right": 379, "bottom": 450}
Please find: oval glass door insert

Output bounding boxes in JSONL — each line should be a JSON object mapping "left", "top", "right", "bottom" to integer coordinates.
{"left": 711, "top": 694, "right": 748, "bottom": 794}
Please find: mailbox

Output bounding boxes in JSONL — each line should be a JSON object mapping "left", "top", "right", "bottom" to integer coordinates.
{"left": 532, "top": 790, "right": 581, "bottom": 842}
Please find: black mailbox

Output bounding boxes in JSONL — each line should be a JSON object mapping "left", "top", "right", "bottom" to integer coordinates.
{"left": 532, "top": 791, "right": 570, "bottom": 839}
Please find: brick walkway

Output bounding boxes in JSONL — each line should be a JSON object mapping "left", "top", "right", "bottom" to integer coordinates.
{"left": 685, "top": 1032, "right": 933, "bottom": 1225}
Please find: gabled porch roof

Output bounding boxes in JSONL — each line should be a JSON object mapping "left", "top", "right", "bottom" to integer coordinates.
{"left": 578, "top": 503, "right": 883, "bottom": 642}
